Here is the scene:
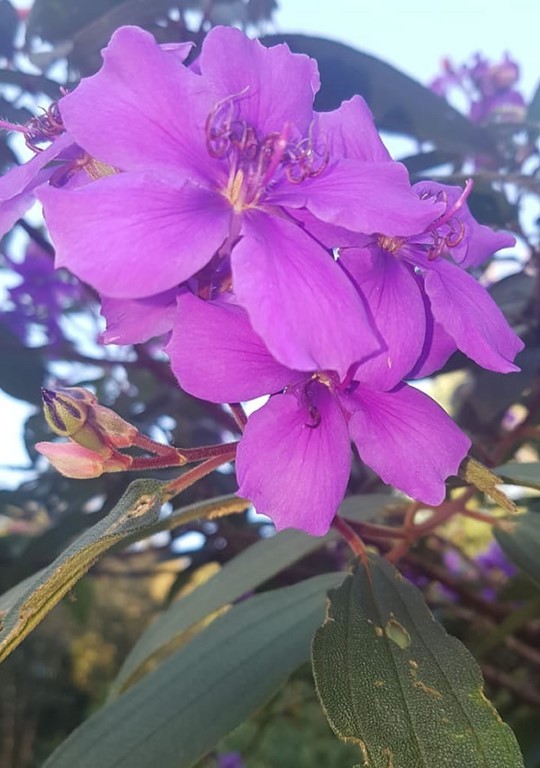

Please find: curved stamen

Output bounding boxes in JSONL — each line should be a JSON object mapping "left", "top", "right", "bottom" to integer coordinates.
{"left": 25, "top": 102, "right": 64, "bottom": 152}
{"left": 431, "top": 178, "right": 474, "bottom": 230}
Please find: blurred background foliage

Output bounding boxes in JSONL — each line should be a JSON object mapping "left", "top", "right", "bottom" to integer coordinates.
{"left": 1, "top": 0, "right": 540, "bottom": 765}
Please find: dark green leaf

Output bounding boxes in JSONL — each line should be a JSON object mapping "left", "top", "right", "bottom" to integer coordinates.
{"left": 43, "top": 573, "right": 344, "bottom": 768}
{"left": 489, "top": 272, "right": 534, "bottom": 337}
{"left": 400, "top": 149, "right": 460, "bottom": 176}
{"left": 0, "top": 97, "right": 33, "bottom": 127}
{"left": 261, "top": 34, "right": 495, "bottom": 156}
{"left": 456, "top": 347, "right": 540, "bottom": 429}
{"left": 495, "top": 463, "right": 540, "bottom": 491}
{"left": 112, "top": 492, "right": 393, "bottom": 694}
{"left": 0, "top": 322, "right": 45, "bottom": 404}
{"left": 495, "top": 513, "right": 540, "bottom": 588}
{"left": 0, "top": 70, "right": 64, "bottom": 99}
{"left": 312, "top": 555, "right": 523, "bottom": 767}
{"left": 26, "top": 0, "right": 126, "bottom": 44}
{"left": 466, "top": 181, "right": 519, "bottom": 230}
{"left": 0, "top": 0, "right": 18, "bottom": 60}
{"left": 0, "top": 480, "right": 246, "bottom": 663}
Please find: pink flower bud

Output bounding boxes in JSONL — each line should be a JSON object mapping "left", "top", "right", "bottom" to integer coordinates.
{"left": 35, "top": 442, "right": 132, "bottom": 478}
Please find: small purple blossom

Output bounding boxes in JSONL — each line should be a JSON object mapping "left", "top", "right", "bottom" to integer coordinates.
{"left": 168, "top": 294, "right": 471, "bottom": 535}
{"left": 476, "top": 540, "right": 516, "bottom": 580}
{"left": 218, "top": 753, "right": 245, "bottom": 768}
{"left": 431, "top": 53, "right": 527, "bottom": 125}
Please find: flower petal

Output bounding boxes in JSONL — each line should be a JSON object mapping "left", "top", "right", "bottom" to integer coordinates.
{"left": 341, "top": 247, "right": 426, "bottom": 388}
{"left": 236, "top": 385, "right": 351, "bottom": 535}
{"left": 60, "top": 26, "right": 215, "bottom": 181}
{"left": 424, "top": 258, "right": 524, "bottom": 372}
{"left": 168, "top": 293, "right": 297, "bottom": 403}
{"left": 413, "top": 181, "right": 515, "bottom": 267}
{"left": 407, "top": 280, "right": 457, "bottom": 378}
{"left": 39, "top": 173, "right": 231, "bottom": 298}
{"left": 0, "top": 188, "right": 35, "bottom": 238}
{"left": 347, "top": 383, "right": 471, "bottom": 505}
{"left": 233, "top": 212, "right": 380, "bottom": 378}
{"left": 316, "top": 95, "right": 391, "bottom": 162}
{"left": 273, "top": 158, "right": 444, "bottom": 236}
{"left": 197, "top": 26, "right": 319, "bottom": 136}
{"left": 36, "top": 441, "right": 105, "bottom": 479}
{"left": 100, "top": 290, "right": 178, "bottom": 344}
{"left": 0, "top": 132, "right": 72, "bottom": 200}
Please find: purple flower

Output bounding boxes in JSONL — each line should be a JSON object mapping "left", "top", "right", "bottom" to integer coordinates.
{"left": 0, "top": 43, "right": 195, "bottom": 239}
{"left": 3, "top": 240, "right": 82, "bottom": 343}
{"left": 430, "top": 53, "right": 526, "bottom": 126}
{"left": 37, "top": 25, "right": 439, "bottom": 376}
{"left": 339, "top": 180, "right": 523, "bottom": 380}
{"left": 476, "top": 540, "right": 516, "bottom": 580}
{"left": 167, "top": 294, "right": 471, "bottom": 535}
{"left": 218, "top": 753, "right": 245, "bottom": 768}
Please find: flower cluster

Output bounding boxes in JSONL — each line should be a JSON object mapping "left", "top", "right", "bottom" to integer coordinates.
{"left": 0, "top": 26, "right": 523, "bottom": 535}
{"left": 431, "top": 53, "right": 527, "bottom": 126}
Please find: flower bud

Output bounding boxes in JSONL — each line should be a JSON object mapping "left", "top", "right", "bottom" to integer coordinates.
{"left": 41, "top": 387, "right": 91, "bottom": 438}
{"left": 41, "top": 386, "right": 137, "bottom": 454}
{"left": 35, "top": 441, "right": 133, "bottom": 479}
{"left": 92, "top": 405, "right": 138, "bottom": 449}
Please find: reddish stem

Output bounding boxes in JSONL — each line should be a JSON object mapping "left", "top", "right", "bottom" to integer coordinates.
{"left": 132, "top": 432, "right": 184, "bottom": 459}
{"left": 333, "top": 515, "right": 368, "bottom": 562}
{"left": 229, "top": 403, "right": 248, "bottom": 431}
{"left": 164, "top": 445, "right": 237, "bottom": 500}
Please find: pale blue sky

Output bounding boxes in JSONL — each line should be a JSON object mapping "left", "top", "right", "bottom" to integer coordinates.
{"left": 1, "top": 0, "right": 538, "bottom": 487}
{"left": 277, "top": 0, "right": 539, "bottom": 98}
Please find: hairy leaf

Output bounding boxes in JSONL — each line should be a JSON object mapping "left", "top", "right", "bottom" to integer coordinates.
{"left": 312, "top": 555, "right": 523, "bottom": 767}
{"left": 0, "top": 480, "right": 246, "bottom": 663}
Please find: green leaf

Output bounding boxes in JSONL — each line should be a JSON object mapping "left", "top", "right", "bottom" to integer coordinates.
{"left": 42, "top": 573, "right": 344, "bottom": 768}
{"left": 0, "top": 480, "right": 247, "bottom": 663}
{"left": 495, "top": 512, "right": 540, "bottom": 587}
{"left": 494, "top": 462, "right": 540, "bottom": 491}
{"left": 312, "top": 555, "right": 523, "bottom": 768}
{"left": 112, "top": 492, "right": 394, "bottom": 694}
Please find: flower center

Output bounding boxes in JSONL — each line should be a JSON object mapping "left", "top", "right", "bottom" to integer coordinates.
{"left": 377, "top": 235, "right": 405, "bottom": 254}
{"left": 205, "top": 94, "right": 327, "bottom": 213}
{"left": 311, "top": 370, "right": 339, "bottom": 390}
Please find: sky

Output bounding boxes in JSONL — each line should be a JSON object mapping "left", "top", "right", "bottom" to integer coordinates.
{"left": 276, "top": 0, "right": 539, "bottom": 99}
{"left": 1, "top": 0, "right": 539, "bottom": 488}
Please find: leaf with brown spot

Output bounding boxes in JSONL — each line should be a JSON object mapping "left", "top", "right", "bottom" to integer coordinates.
{"left": 0, "top": 479, "right": 247, "bottom": 663}
{"left": 312, "top": 554, "right": 524, "bottom": 767}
